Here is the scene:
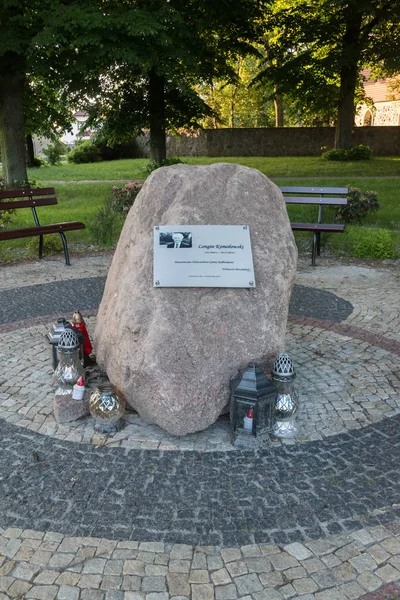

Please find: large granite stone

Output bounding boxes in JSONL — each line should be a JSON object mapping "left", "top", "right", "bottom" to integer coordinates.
{"left": 95, "top": 163, "right": 297, "bottom": 436}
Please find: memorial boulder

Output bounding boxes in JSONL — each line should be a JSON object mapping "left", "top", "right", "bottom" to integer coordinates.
{"left": 95, "top": 163, "right": 297, "bottom": 436}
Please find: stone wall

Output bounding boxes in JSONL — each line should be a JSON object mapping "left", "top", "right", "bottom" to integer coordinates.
{"left": 355, "top": 102, "right": 400, "bottom": 127}
{"left": 135, "top": 127, "right": 400, "bottom": 157}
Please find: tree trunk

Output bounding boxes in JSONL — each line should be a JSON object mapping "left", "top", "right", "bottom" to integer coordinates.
{"left": 26, "top": 134, "right": 35, "bottom": 167}
{"left": 334, "top": 62, "right": 359, "bottom": 149}
{"left": 148, "top": 68, "right": 166, "bottom": 162}
{"left": 0, "top": 72, "right": 28, "bottom": 187}
{"left": 334, "top": 11, "right": 362, "bottom": 149}
{"left": 274, "top": 92, "right": 284, "bottom": 127}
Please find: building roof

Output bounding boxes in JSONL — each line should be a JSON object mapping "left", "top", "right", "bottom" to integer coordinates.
{"left": 361, "top": 69, "right": 399, "bottom": 103}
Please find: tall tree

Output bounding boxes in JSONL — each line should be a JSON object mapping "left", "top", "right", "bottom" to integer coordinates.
{"left": 260, "top": 0, "right": 400, "bottom": 147}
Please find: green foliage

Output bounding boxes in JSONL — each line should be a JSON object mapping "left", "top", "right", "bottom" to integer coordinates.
{"left": 31, "top": 156, "right": 45, "bottom": 167}
{"left": 26, "top": 235, "right": 63, "bottom": 257}
{"left": 322, "top": 145, "right": 373, "bottom": 161}
{"left": 111, "top": 182, "right": 143, "bottom": 216}
{"left": 89, "top": 195, "right": 122, "bottom": 247}
{"left": 331, "top": 226, "right": 397, "bottom": 260}
{"left": 335, "top": 188, "right": 379, "bottom": 224}
{"left": 144, "top": 157, "right": 184, "bottom": 174}
{"left": 42, "top": 141, "right": 65, "bottom": 166}
{"left": 68, "top": 141, "right": 101, "bottom": 164}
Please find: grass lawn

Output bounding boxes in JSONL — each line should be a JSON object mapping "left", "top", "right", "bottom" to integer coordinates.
{"left": 1, "top": 156, "right": 399, "bottom": 262}
{"left": 19, "top": 155, "right": 400, "bottom": 182}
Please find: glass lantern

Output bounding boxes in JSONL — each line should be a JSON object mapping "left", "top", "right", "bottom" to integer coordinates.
{"left": 230, "top": 363, "right": 276, "bottom": 446}
{"left": 89, "top": 383, "right": 126, "bottom": 433}
{"left": 271, "top": 353, "right": 299, "bottom": 438}
{"left": 47, "top": 318, "right": 70, "bottom": 370}
{"left": 54, "top": 329, "right": 85, "bottom": 395}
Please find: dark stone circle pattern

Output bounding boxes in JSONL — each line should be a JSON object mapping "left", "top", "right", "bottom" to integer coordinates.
{"left": 0, "top": 415, "right": 399, "bottom": 546}
{"left": 0, "top": 278, "right": 353, "bottom": 324}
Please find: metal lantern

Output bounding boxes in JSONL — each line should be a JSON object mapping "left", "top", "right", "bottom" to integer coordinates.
{"left": 47, "top": 318, "right": 71, "bottom": 370}
{"left": 54, "top": 329, "right": 85, "bottom": 395}
{"left": 89, "top": 383, "right": 126, "bottom": 433}
{"left": 47, "top": 318, "right": 85, "bottom": 370}
{"left": 230, "top": 363, "right": 276, "bottom": 446}
{"left": 271, "top": 353, "right": 299, "bottom": 438}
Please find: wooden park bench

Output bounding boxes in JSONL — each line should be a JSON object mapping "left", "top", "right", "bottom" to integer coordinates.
{"left": 279, "top": 186, "right": 348, "bottom": 266}
{"left": 0, "top": 187, "right": 85, "bottom": 266}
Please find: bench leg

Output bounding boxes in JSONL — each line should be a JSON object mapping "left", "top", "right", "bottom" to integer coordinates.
{"left": 311, "top": 232, "right": 317, "bottom": 267}
{"left": 316, "top": 231, "right": 321, "bottom": 256}
{"left": 59, "top": 232, "right": 71, "bottom": 266}
{"left": 39, "top": 235, "right": 44, "bottom": 260}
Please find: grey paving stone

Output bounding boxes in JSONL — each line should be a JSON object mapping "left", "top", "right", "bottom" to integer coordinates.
{"left": 191, "top": 583, "right": 214, "bottom": 600}
{"left": 189, "top": 571, "right": 210, "bottom": 584}
{"left": 283, "top": 543, "right": 313, "bottom": 561}
{"left": 57, "top": 586, "right": 80, "bottom": 600}
{"left": 141, "top": 576, "right": 167, "bottom": 592}
{"left": 339, "top": 580, "right": 365, "bottom": 600}
{"left": 210, "top": 568, "right": 231, "bottom": 586}
{"left": 234, "top": 573, "right": 263, "bottom": 596}
{"left": 167, "top": 573, "right": 190, "bottom": 596}
{"left": 292, "top": 577, "right": 319, "bottom": 596}
{"left": 269, "top": 554, "right": 299, "bottom": 571}
{"left": 374, "top": 564, "right": 400, "bottom": 583}
{"left": 192, "top": 553, "right": 208, "bottom": 570}
{"left": 244, "top": 558, "right": 271, "bottom": 574}
{"left": 11, "top": 561, "right": 40, "bottom": 581}
{"left": 25, "top": 585, "right": 59, "bottom": 599}
{"left": 7, "top": 580, "right": 32, "bottom": 598}
{"left": 122, "top": 576, "right": 142, "bottom": 591}
{"left": 348, "top": 553, "right": 377, "bottom": 573}
{"left": 215, "top": 584, "right": 237, "bottom": 600}
{"left": 311, "top": 569, "right": 339, "bottom": 589}
{"left": 170, "top": 546, "right": 193, "bottom": 561}
{"left": 169, "top": 561, "right": 191, "bottom": 574}
{"left": 251, "top": 590, "right": 283, "bottom": 600}
{"left": 220, "top": 549, "right": 242, "bottom": 564}
{"left": 80, "top": 590, "right": 105, "bottom": 600}
{"left": 226, "top": 561, "right": 248, "bottom": 578}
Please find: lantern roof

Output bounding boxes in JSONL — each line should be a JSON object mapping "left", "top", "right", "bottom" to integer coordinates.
{"left": 234, "top": 363, "right": 275, "bottom": 400}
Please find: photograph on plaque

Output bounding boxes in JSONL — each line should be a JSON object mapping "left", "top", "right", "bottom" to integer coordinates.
{"left": 153, "top": 225, "right": 255, "bottom": 288}
{"left": 159, "top": 231, "right": 192, "bottom": 249}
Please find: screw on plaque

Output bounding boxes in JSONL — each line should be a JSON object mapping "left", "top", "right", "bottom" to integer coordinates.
{"left": 243, "top": 226, "right": 247, "bottom": 229}
{"left": 155, "top": 281, "right": 160, "bottom": 286}
{"left": 155, "top": 226, "right": 159, "bottom": 230}
{"left": 249, "top": 281, "right": 254, "bottom": 286}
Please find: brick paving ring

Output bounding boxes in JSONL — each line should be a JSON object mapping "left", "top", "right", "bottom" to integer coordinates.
{"left": 1, "top": 279, "right": 400, "bottom": 546}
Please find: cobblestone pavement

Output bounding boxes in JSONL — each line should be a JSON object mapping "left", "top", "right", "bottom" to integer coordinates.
{"left": 0, "top": 252, "right": 399, "bottom": 599}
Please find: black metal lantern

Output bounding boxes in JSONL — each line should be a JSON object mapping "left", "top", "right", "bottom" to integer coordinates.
{"left": 230, "top": 363, "right": 276, "bottom": 446}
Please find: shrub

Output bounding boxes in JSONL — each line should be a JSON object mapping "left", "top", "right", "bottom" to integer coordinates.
{"left": 90, "top": 195, "right": 122, "bottom": 246}
{"left": 111, "top": 181, "right": 143, "bottom": 216}
{"left": 144, "top": 156, "right": 184, "bottom": 174}
{"left": 335, "top": 187, "right": 379, "bottom": 224}
{"left": 68, "top": 141, "right": 101, "bottom": 164}
{"left": 347, "top": 144, "right": 373, "bottom": 160}
{"left": 322, "top": 144, "right": 373, "bottom": 161}
{"left": 330, "top": 226, "right": 397, "bottom": 260}
{"left": 353, "top": 228, "right": 397, "bottom": 260}
{"left": 42, "top": 141, "right": 65, "bottom": 165}
{"left": 26, "top": 235, "right": 63, "bottom": 257}
{"left": 31, "top": 155, "right": 46, "bottom": 167}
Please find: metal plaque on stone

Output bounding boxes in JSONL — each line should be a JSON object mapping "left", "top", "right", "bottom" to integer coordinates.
{"left": 153, "top": 225, "right": 255, "bottom": 288}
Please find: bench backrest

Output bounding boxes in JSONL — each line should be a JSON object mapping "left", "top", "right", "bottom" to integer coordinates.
{"left": 0, "top": 188, "right": 58, "bottom": 227}
{"left": 0, "top": 187, "right": 57, "bottom": 211}
{"left": 279, "top": 186, "right": 348, "bottom": 206}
